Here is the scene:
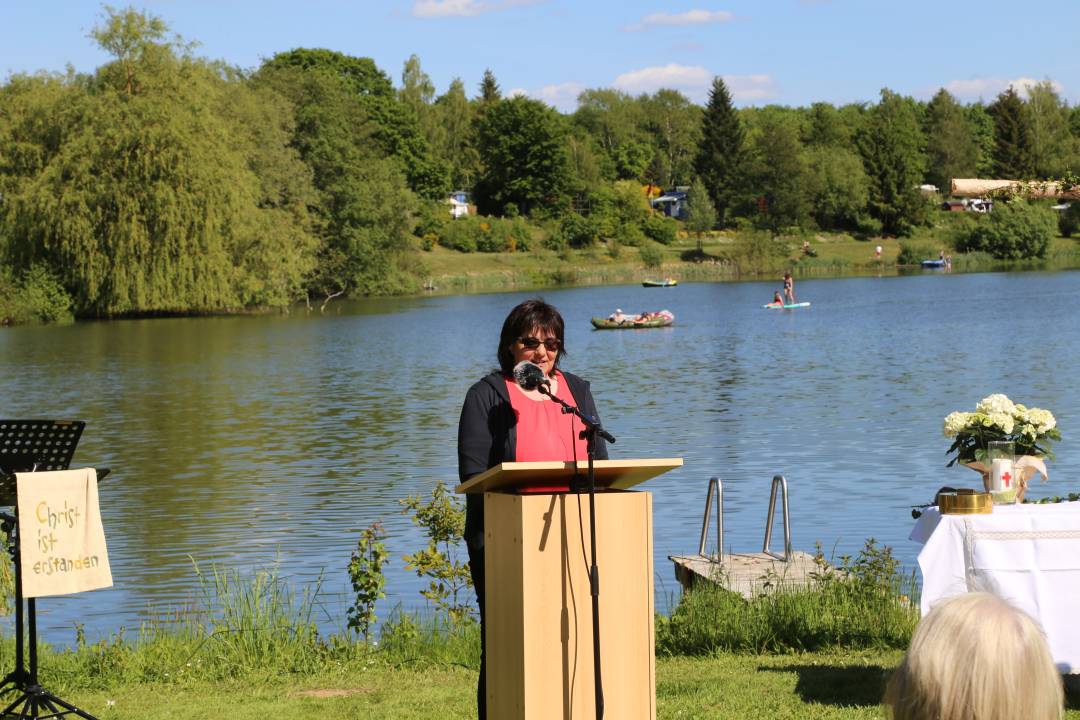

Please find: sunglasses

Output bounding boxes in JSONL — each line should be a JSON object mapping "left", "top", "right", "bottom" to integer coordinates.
{"left": 518, "top": 336, "right": 561, "bottom": 351}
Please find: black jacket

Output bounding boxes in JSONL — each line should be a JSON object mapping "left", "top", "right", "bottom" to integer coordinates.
{"left": 457, "top": 370, "right": 608, "bottom": 548}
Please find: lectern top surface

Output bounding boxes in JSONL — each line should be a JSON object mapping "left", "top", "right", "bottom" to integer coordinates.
{"left": 454, "top": 457, "right": 683, "bottom": 494}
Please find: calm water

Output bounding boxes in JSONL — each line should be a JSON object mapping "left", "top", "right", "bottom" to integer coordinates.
{"left": 1, "top": 270, "right": 1078, "bottom": 644}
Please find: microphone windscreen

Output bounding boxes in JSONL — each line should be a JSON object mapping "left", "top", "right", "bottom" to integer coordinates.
{"left": 512, "top": 361, "right": 544, "bottom": 390}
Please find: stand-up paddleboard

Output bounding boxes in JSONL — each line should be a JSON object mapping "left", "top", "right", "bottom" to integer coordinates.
{"left": 763, "top": 302, "right": 811, "bottom": 309}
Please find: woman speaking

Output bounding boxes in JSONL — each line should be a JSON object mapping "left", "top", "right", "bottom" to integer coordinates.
{"left": 457, "top": 298, "right": 608, "bottom": 720}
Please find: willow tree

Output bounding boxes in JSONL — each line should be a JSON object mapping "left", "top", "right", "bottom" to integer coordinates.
{"left": 0, "top": 7, "right": 316, "bottom": 315}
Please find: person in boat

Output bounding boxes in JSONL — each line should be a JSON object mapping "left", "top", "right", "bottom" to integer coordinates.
{"left": 457, "top": 298, "right": 609, "bottom": 720}
{"left": 633, "top": 311, "right": 656, "bottom": 323}
{"left": 782, "top": 272, "right": 795, "bottom": 305}
{"left": 770, "top": 291, "right": 785, "bottom": 307}
{"left": 608, "top": 308, "right": 625, "bottom": 323}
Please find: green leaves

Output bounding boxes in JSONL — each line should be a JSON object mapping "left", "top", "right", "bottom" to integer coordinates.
{"left": 347, "top": 522, "right": 389, "bottom": 642}
{"left": 858, "top": 89, "right": 927, "bottom": 237}
{"left": 694, "top": 77, "right": 745, "bottom": 228}
{"left": 474, "top": 96, "right": 571, "bottom": 217}
{"left": 955, "top": 199, "right": 1056, "bottom": 259}
{"left": 400, "top": 481, "right": 474, "bottom": 625}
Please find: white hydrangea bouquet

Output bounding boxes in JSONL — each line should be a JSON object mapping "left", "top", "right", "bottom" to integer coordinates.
{"left": 943, "top": 394, "right": 1060, "bottom": 498}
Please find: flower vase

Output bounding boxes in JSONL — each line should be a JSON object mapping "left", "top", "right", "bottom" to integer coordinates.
{"left": 965, "top": 456, "right": 1048, "bottom": 503}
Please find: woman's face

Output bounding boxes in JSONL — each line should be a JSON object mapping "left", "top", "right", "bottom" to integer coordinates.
{"left": 510, "top": 325, "right": 561, "bottom": 377}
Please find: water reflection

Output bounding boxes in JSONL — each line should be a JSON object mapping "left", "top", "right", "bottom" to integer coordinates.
{"left": 1, "top": 271, "right": 1079, "bottom": 643}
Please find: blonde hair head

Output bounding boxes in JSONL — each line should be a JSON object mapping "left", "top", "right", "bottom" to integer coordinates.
{"left": 885, "top": 592, "right": 1062, "bottom": 720}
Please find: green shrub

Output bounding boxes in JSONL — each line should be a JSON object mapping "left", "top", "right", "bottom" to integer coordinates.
{"left": 955, "top": 199, "right": 1056, "bottom": 259}
{"left": 439, "top": 217, "right": 479, "bottom": 252}
{"left": 560, "top": 212, "right": 598, "bottom": 248}
{"left": 643, "top": 214, "right": 678, "bottom": 245}
{"left": 639, "top": 242, "right": 664, "bottom": 269}
{"left": 414, "top": 200, "right": 449, "bottom": 238}
{"left": 1058, "top": 203, "right": 1080, "bottom": 238}
{"left": 0, "top": 265, "right": 73, "bottom": 325}
{"left": 347, "top": 522, "right": 389, "bottom": 642}
{"left": 853, "top": 214, "right": 882, "bottom": 239}
{"left": 400, "top": 480, "right": 473, "bottom": 625}
{"left": 726, "top": 230, "right": 789, "bottom": 272}
{"left": 656, "top": 538, "right": 918, "bottom": 655}
{"left": 616, "top": 222, "right": 647, "bottom": 247}
{"left": 896, "top": 240, "right": 938, "bottom": 265}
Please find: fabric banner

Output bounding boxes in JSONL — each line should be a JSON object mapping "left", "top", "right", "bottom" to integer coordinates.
{"left": 15, "top": 468, "right": 112, "bottom": 598}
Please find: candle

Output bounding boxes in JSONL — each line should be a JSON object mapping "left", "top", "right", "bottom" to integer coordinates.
{"left": 990, "top": 458, "right": 1014, "bottom": 491}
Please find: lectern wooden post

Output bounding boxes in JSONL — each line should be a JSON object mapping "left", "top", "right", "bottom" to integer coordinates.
{"left": 456, "top": 459, "right": 682, "bottom": 720}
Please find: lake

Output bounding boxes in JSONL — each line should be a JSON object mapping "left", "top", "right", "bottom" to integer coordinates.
{"left": 1, "top": 269, "right": 1078, "bottom": 644}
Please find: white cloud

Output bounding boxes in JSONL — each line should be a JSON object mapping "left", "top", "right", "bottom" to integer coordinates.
{"left": 625, "top": 9, "right": 735, "bottom": 32}
{"left": 942, "top": 76, "right": 1064, "bottom": 101}
{"left": 724, "top": 74, "right": 778, "bottom": 101}
{"left": 613, "top": 64, "right": 776, "bottom": 104}
{"left": 614, "top": 64, "right": 713, "bottom": 97}
{"left": 412, "top": 0, "right": 541, "bottom": 18}
{"left": 535, "top": 82, "right": 586, "bottom": 111}
{"left": 505, "top": 83, "right": 585, "bottom": 112}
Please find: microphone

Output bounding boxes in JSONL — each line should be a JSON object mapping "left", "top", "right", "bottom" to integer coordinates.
{"left": 512, "top": 361, "right": 550, "bottom": 392}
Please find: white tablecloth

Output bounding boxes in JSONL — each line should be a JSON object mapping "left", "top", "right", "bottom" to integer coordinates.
{"left": 911, "top": 501, "right": 1080, "bottom": 672}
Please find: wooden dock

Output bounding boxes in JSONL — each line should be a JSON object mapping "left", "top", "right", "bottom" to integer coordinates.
{"left": 669, "top": 551, "right": 822, "bottom": 598}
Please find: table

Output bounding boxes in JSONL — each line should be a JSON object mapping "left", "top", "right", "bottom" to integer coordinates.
{"left": 911, "top": 501, "right": 1080, "bottom": 672}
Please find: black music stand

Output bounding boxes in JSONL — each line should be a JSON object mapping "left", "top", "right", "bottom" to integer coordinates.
{"left": 0, "top": 420, "right": 103, "bottom": 719}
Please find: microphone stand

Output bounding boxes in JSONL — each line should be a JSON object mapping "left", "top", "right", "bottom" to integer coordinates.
{"left": 537, "top": 384, "right": 615, "bottom": 720}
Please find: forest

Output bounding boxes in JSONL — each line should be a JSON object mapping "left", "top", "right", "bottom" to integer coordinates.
{"left": 2, "top": 6, "right": 1079, "bottom": 321}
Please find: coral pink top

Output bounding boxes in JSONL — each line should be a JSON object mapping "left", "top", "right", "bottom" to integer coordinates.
{"left": 505, "top": 370, "right": 589, "bottom": 463}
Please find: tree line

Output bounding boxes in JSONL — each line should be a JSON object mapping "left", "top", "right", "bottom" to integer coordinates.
{"left": 2, "top": 6, "right": 1079, "bottom": 320}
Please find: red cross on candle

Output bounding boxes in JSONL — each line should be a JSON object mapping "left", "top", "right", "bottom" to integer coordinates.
{"left": 1002, "top": 472, "right": 1012, "bottom": 488}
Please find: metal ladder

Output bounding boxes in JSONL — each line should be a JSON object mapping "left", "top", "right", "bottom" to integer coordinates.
{"left": 698, "top": 474, "right": 792, "bottom": 563}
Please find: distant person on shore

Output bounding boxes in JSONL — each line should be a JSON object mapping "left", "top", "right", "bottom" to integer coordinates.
{"left": 875, "top": 245, "right": 883, "bottom": 259}
{"left": 782, "top": 272, "right": 795, "bottom": 305}
{"left": 883, "top": 592, "right": 1062, "bottom": 720}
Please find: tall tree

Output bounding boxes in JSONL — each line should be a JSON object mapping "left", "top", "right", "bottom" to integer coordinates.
{"left": 802, "top": 102, "right": 854, "bottom": 147}
{"left": 804, "top": 145, "right": 870, "bottom": 232}
{"left": 967, "top": 103, "right": 996, "bottom": 178}
{"left": 478, "top": 68, "right": 501, "bottom": 103}
{"left": 642, "top": 89, "right": 701, "bottom": 188}
{"left": 1025, "top": 80, "right": 1073, "bottom": 178}
{"left": 745, "top": 109, "right": 810, "bottom": 232}
{"left": 433, "top": 78, "right": 479, "bottom": 189}
{"left": 858, "top": 89, "right": 927, "bottom": 236}
{"left": 924, "top": 89, "right": 979, "bottom": 192}
{"left": 694, "top": 76, "right": 745, "bottom": 227}
{"left": 474, "top": 96, "right": 570, "bottom": 216}
{"left": 261, "top": 48, "right": 448, "bottom": 198}
{"left": 572, "top": 89, "right": 650, "bottom": 181}
{"left": 989, "top": 86, "right": 1035, "bottom": 179}
{"left": 255, "top": 55, "right": 419, "bottom": 297}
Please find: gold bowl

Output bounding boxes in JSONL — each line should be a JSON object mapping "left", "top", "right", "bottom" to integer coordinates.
{"left": 938, "top": 488, "right": 993, "bottom": 515}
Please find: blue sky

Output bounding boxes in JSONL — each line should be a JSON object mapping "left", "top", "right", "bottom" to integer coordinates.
{"left": 3, "top": 1, "right": 1078, "bottom": 111}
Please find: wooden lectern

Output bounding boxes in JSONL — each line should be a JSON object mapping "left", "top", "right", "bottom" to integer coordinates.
{"left": 456, "top": 458, "right": 682, "bottom": 720}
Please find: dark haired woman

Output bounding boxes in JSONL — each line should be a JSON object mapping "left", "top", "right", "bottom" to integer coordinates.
{"left": 457, "top": 298, "right": 608, "bottom": 719}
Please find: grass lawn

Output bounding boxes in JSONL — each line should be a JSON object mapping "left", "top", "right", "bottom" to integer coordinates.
{"left": 50, "top": 651, "right": 1080, "bottom": 719}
